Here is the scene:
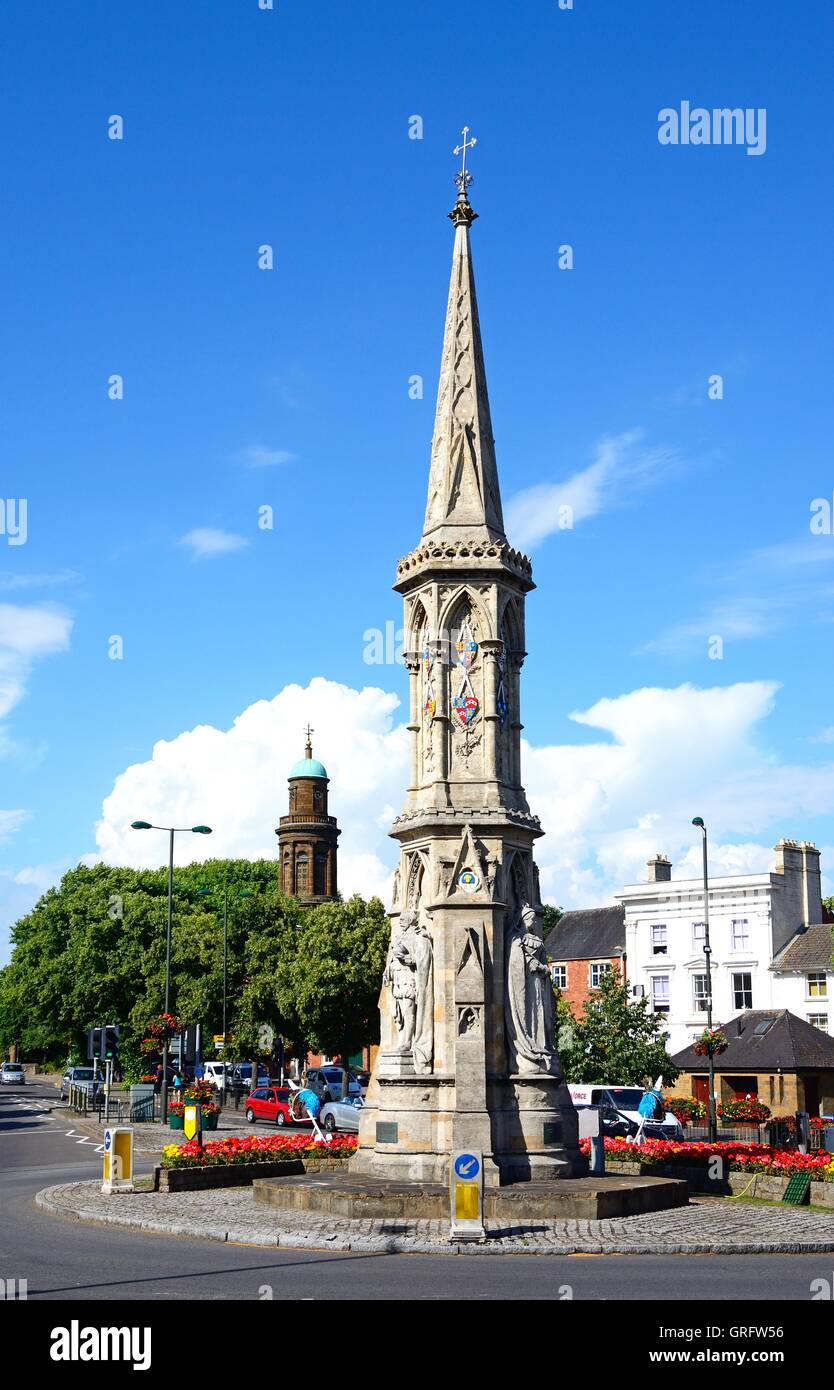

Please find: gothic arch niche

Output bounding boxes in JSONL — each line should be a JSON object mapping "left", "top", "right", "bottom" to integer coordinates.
{"left": 500, "top": 593, "right": 523, "bottom": 658}
{"left": 444, "top": 590, "right": 486, "bottom": 777}
{"left": 295, "top": 851, "right": 309, "bottom": 896}
{"left": 404, "top": 851, "right": 427, "bottom": 910}
{"left": 282, "top": 849, "right": 292, "bottom": 895}
{"left": 505, "top": 850, "right": 531, "bottom": 917}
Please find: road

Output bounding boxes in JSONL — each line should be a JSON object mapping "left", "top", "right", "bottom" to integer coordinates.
{"left": 0, "top": 1084, "right": 830, "bottom": 1301}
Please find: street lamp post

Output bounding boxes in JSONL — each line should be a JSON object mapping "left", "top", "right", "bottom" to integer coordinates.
{"left": 131, "top": 821, "right": 212, "bottom": 1122}
{"left": 692, "top": 817, "right": 718, "bottom": 1143}
{"left": 197, "top": 887, "right": 253, "bottom": 1099}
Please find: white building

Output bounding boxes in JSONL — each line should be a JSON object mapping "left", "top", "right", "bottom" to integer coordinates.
{"left": 616, "top": 840, "right": 833, "bottom": 1055}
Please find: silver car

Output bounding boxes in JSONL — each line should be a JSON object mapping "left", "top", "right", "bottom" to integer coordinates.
{"left": 320, "top": 1096, "right": 363, "bottom": 1134}
{"left": 1, "top": 1062, "right": 25, "bottom": 1085}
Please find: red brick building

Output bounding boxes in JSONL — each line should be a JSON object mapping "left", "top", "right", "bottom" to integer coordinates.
{"left": 544, "top": 905, "right": 627, "bottom": 1015}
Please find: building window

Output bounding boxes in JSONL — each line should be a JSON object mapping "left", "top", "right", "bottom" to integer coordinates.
{"left": 651, "top": 975, "right": 670, "bottom": 1013}
{"left": 692, "top": 974, "right": 710, "bottom": 1012}
{"left": 692, "top": 921, "right": 706, "bottom": 950}
{"left": 289, "top": 787, "right": 296, "bottom": 810}
{"left": 651, "top": 924, "right": 668, "bottom": 956}
{"left": 731, "top": 919, "right": 750, "bottom": 950}
{"left": 314, "top": 788, "right": 323, "bottom": 808}
{"left": 807, "top": 1013, "right": 829, "bottom": 1032}
{"left": 295, "top": 852, "right": 309, "bottom": 894}
{"left": 732, "top": 971, "right": 753, "bottom": 1009}
{"left": 314, "top": 852, "right": 327, "bottom": 897}
{"left": 551, "top": 964, "right": 567, "bottom": 990}
{"left": 589, "top": 962, "right": 612, "bottom": 989}
{"left": 807, "top": 973, "right": 828, "bottom": 999}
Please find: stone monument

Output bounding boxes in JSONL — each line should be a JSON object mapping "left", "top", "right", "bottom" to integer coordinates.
{"left": 353, "top": 133, "right": 586, "bottom": 1186}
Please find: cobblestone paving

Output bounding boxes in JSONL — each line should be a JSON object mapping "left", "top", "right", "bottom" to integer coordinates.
{"left": 35, "top": 1181, "right": 834, "bottom": 1255}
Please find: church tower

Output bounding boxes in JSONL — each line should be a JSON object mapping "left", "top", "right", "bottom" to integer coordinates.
{"left": 354, "top": 137, "right": 584, "bottom": 1186}
{"left": 275, "top": 728, "right": 340, "bottom": 904}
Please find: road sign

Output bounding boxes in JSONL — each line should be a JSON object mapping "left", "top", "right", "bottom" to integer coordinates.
{"left": 183, "top": 1104, "right": 203, "bottom": 1146}
{"left": 449, "top": 1149, "right": 485, "bottom": 1241}
{"left": 101, "top": 1128, "right": 134, "bottom": 1194}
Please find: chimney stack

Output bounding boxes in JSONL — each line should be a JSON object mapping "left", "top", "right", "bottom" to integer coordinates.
{"left": 800, "top": 841, "right": 823, "bottom": 927}
{"left": 647, "top": 854, "right": 672, "bottom": 884}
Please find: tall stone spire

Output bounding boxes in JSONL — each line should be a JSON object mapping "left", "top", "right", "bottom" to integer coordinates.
{"left": 353, "top": 135, "right": 584, "bottom": 1190}
{"left": 422, "top": 149, "right": 505, "bottom": 543}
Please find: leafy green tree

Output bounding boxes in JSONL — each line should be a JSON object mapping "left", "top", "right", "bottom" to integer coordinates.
{"left": 541, "top": 904, "right": 563, "bottom": 940}
{"left": 0, "top": 858, "right": 389, "bottom": 1082}
{"left": 556, "top": 969, "right": 679, "bottom": 1087}
{"left": 276, "top": 895, "right": 389, "bottom": 1084}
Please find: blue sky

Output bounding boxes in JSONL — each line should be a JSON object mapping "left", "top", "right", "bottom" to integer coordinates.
{"left": 2, "top": 1, "right": 833, "bottom": 960}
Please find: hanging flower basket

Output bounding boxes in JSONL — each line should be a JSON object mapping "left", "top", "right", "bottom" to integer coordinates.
{"left": 140, "top": 1012, "right": 184, "bottom": 1055}
{"left": 693, "top": 1027, "right": 729, "bottom": 1057}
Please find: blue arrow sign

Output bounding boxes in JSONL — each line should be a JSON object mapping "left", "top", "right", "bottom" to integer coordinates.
{"left": 454, "top": 1152, "right": 480, "bottom": 1180}
{"left": 104, "top": 1129, "right": 112, "bottom": 1152}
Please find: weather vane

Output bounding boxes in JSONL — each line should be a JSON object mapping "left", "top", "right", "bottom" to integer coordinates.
{"left": 453, "top": 126, "right": 477, "bottom": 194}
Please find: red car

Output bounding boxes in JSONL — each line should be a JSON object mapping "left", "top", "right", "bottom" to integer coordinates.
{"left": 245, "top": 1086, "right": 295, "bottom": 1127}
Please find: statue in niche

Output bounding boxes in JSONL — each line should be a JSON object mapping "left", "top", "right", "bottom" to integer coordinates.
{"left": 384, "top": 907, "right": 434, "bottom": 1073}
{"left": 504, "top": 901, "right": 562, "bottom": 1077}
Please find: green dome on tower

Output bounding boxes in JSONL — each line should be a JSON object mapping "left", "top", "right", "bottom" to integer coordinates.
{"left": 289, "top": 756, "right": 327, "bottom": 779}
{"left": 289, "top": 726, "right": 327, "bottom": 779}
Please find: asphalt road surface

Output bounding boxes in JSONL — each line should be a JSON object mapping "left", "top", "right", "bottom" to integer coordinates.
{"left": 0, "top": 1084, "right": 829, "bottom": 1301}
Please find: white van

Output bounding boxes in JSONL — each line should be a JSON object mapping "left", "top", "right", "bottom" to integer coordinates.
{"left": 568, "top": 1084, "right": 684, "bottom": 1140}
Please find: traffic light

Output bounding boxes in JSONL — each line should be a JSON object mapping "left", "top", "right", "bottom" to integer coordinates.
{"left": 88, "top": 1025, "right": 119, "bottom": 1060}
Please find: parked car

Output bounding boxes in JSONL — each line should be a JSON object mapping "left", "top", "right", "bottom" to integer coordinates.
{"left": 245, "top": 1086, "right": 297, "bottom": 1127}
{"left": 306, "top": 1067, "right": 363, "bottom": 1102}
{"left": 320, "top": 1096, "right": 363, "bottom": 1134}
{"left": 60, "top": 1066, "right": 98, "bottom": 1101}
{"left": 1, "top": 1062, "right": 25, "bottom": 1085}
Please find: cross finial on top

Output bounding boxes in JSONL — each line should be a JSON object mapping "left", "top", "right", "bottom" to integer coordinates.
{"left": 303, "top": 723, "right": 314, "bottom": 757}
{"left": 453, "top": 126, "right": 477, "bottom": 195}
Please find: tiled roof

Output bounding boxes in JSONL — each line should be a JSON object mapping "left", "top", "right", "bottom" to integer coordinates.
{"left": 672, "top": 1009, "right": 834, "bottom": 1071}
{"left": 771, "top": 923, "right": 834, "bottom": 973}
{"left": 544, "top": 905, "right": 626, "bottom": 962}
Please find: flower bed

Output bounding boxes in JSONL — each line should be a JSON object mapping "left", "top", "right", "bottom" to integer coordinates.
{"left": 580, "top": 1134, "right": 834, "bottom": 1180}
{"left": 161, "top": 1132, "right": 358, "bottom": 1170}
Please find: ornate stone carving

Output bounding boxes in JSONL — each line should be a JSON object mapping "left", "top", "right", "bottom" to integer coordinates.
{"left": 504, "top": 903, "right": 562, "bottom": 1077}
{"left": 384, "top": 907, "right": 434, "bottom": 1074}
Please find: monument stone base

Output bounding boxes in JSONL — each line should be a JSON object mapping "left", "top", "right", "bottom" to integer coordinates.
{"left": 351, "top": 1072, "right": 587, "bottom": 1186}
{"left": 253, "top": 1170, "right": 689, "bottom": 1221}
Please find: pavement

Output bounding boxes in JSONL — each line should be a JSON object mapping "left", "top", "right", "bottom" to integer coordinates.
{"left": 6, "top": 1082, "right": 834, "bottom": 1300}
{"left": 36, "top": 1178, "right": 834, "bottom": 1255}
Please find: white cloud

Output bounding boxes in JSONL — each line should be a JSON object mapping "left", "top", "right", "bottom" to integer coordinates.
{"left": 94, "top": 677, "right": 408, "bottom": 905}
{"left": 505, "top": 430, "right": 680, "bottom": 550}
{"left": 0, "top": 809, "right": 30, "bottom": 843}
{"left": 524, "top": 680, "right": 834, "bottom": 907}
{"left": 0, "top": 603, "right": 73, "bottom": 719}
{"left": 91, "top": 674, "right": 834, "bottom": 919}
{"left": 643, "top": 538, "right": 834, "bottom": 656}
{"left": 812, "top": 727, "right": 834, "bottom": 745}
{"left": 236, "top": 445, "right": 295, "bottom": 469}
{"left": 0, "top": 570, "right": 79, "bottom": 592}
{"left": 179, "top": 529, "right": 249, "bottom": 561}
